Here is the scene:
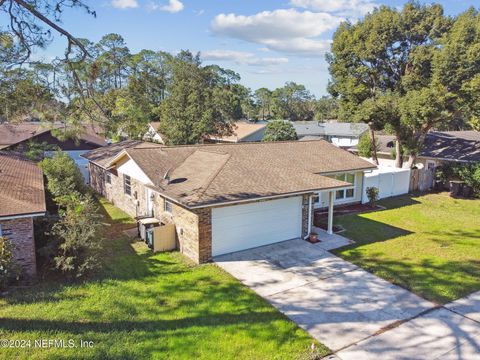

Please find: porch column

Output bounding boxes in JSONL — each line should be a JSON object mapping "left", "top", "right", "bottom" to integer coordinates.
{"left": 327, "top": 190, "right": 334, "bottom": 235}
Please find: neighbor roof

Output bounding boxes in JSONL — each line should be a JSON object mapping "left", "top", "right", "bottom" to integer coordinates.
{"left": 0, "top": 152, "right": 46, "bottom": 218}
{"left": 293, "top": 121, "right": 369, "bottom": 138}
{"left": 371, "top": 132, "right": 480, "bottom": 162}
{"left": 207, "top": 122, "right": 266, "bottom": 142}
{"left": 0, "top": 122, "right": 107, "bottom": 149}
{"left": 86, "top": 140, "right": 376, "bottom": 208}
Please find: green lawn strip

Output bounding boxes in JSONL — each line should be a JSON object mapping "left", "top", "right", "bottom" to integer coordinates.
{"left": 0, "top": 198, "right": 327, "bottom": 359}
{"left": 334, "top": 192, "right": 480, "bottom": 304}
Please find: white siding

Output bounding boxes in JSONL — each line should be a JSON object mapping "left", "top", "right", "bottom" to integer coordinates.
{"left": 117, "top": 158, "right": 153, "bottom": 185}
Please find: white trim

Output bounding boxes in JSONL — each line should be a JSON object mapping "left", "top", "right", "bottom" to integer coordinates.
{"left": 188, "top": 185, "right": 353, "bottom": 209}
{"left": 0, "top": 212, "right": 45, "bottom": 221}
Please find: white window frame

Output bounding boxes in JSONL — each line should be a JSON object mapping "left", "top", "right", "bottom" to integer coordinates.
{"left": 164, "top": 200, "right": 173, "bottom": 214}
{"left": 105, "top": 171, "right": 112, "bottom": 184}
{"left": 330, "top": 173, "right": 356, "bottom": 200}
{"left": 123, "top": 174, "right": 132, "bottom": 196}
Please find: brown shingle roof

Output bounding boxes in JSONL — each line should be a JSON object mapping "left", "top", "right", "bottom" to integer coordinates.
{"left": 97, "top": 140, "right": 376, "bottom": 207}
{"left": 0, "top": 152, "right": 46, "bottom": 217}
{"left": 207, "top": 122, "right": 266, "bottom": 142}
{"left": 0, "top": 122, "right": 107, "bottom": 149}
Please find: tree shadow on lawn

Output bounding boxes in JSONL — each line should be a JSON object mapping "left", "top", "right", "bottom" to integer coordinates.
{"left": 335, "top": 248, "right": 480, "bottom": 304}
{"left": 334, "top": 215, "right": 413, "bottom": 248}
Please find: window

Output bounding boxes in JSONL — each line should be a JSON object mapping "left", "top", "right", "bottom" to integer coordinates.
{"left": 328, "top": 173, "right": 356, "bottom": 200}
{"left": 105, "top": 171, "right": 111, "bottom": 184}
{"left": 313, "top": 194, "right": 320, "bottom": 204}
{"left": 123, "top": 175, "right": 132, "bottom": 196}
{"left": 164, "top": 200, "right": 173, "bottom": 213}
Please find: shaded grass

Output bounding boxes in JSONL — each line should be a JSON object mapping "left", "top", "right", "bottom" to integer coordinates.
{"left": 334, "top": 192, "right": 480, "bottom": 304}
{"left": 0, "top": 198, "right": 325, "bottom": 359}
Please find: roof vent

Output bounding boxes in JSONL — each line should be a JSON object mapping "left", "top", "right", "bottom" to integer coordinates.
{"left": 163, "top": 167, "right": 172, "bottom": 185}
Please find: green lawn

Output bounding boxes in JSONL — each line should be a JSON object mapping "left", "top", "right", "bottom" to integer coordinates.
{"left": 334, "top": 192, "right": 480, "bottom": 304}
{"left": 0, "top": 198, "right": 326, "bottom": 360}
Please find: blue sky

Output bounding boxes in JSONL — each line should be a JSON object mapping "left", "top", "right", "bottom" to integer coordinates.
{"left": 36, "top": 0, "right": 479, "bottom": 96}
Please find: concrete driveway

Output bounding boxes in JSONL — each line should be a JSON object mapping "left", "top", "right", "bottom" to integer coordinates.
{"left": 215, "top": 239, "right": 435, "bottom": 351}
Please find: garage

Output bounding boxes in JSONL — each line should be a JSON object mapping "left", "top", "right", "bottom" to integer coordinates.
{"left": 211, "top": 196, "right": 303, "bottom": 256}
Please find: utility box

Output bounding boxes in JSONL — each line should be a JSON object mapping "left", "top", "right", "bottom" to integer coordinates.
{"left": 153, "top": 223, "right": 176, "bottom": 252}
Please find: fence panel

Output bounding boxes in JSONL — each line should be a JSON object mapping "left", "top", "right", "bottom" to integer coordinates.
{"left": 362, "top": 167, "right": 411, "bottom": 203}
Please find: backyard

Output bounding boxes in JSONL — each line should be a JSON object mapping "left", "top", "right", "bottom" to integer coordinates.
{"left": 0, "top": 198, "right": 325, "bottom": 360}
{"left": 334, "top": 192, "right": 480, "bottom": 304}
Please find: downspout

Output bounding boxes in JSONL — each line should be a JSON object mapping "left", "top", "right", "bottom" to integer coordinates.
{"left": 303, "top": 195, "right": 313, "bottom": 240}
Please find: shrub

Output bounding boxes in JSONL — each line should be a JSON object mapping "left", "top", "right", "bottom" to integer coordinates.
{"left": 51, "top": 194, "right": 103, "bottom": 278}
{"left": 0, "top": 236, "right": 20, "bottom": 289}
{"left": 263, "top": 120, "right": 297, "bottom": 141}
{"left": 357, "top": 133, "right": 380, "bottom": 158}
{"left": 366, "top": 186, "right": 379, "bottom": 206}
{"left": 436, "top": 163, "right": 480, "bottom": 196}
{"left": 40, "top": 152, "right": 86, "bottom": 199}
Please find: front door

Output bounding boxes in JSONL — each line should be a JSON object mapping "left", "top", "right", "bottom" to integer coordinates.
{"left": 146, "top": 188, "right": 154, "bottom": 217}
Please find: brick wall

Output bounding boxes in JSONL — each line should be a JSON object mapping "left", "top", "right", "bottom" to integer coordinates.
{"left": 0, "top": 217, "right": 36, "bottom": 278}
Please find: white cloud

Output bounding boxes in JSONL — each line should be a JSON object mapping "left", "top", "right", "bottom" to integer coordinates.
{"left": 211, "top": 9, "right": 342, "bottom": 56}
{"left": 111, "top": 0, "right": 138, "bottom": 9}
{"left": 201, "top": 50, "right": 289, "bottom": 66}
{"left": 150, "top": 0, "right": 184, "bottom": 13}
{"left": 290, "top": 0, "right": 378, "bottom": 17}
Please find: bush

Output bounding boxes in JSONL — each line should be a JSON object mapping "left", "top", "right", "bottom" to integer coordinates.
{"left": 40, "top": 152, "right": 86, "bottom": 199}
{"left": 0, "top": 236, "right": 20, "bottom": 289}
{"left": 357, "top": 133, "right": 380, "bottom": 158}
{"left": 366, "top": 186, "right": 379, "bottom": 206}
{"left": 436, "top": 163, "right": 480, "bottom": 197}
{"left": 51, "top": 194, "right": 104, "bottom": 278}
{"left": 263, "top": 120, "right": 297, "bottom": 141}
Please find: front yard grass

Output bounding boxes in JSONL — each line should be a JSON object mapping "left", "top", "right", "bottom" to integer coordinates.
{"left": 0, "top": 198, "right": 325, "bottom": 360}
{"left": 334, "top": 192, "right": 480, "bottom": 304}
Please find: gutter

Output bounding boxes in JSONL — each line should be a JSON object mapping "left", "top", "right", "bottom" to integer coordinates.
{"left": 0, "top": 212, "right": 46, "bottom": 221}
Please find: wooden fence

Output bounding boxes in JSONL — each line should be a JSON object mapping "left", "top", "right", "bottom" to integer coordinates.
{"left": 409, "top": 168, "right": 435, "bottom": 192}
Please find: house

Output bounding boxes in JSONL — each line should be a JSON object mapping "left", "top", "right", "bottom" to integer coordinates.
{"left": 145, "top": 121, "right": 267, "bottom": 144}
{"left": 0, "top": 152, "right": 46, "bottom": 278}
{"left": 0, "top": 122, "right": 108, "bottom": 181}
{"left": 294, "top": 121, "right": 369, "bottom": 147}
{"left": 83, "top": 140, "right": 375, "bottom": 263}
{"left": 144, "top": 122, "right": 165, "bottom": 143}
{"left": 205, "top": 122, "right": 266, "bottom": 143}
{"left": 366, "top": 131, "right": 480, "bottom": 169}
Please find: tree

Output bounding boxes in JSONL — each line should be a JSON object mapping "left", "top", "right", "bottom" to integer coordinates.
{"left": 51, "top": 194, "right": 103, "bottom": 278}
{"left": 254, "top": 88, "right": 273, "bottom": 120}
{"left": 0, "top": 0, "right": 95, "bottom": 65}
{"left": 434, "top": 8, "right": 480, "bottom": 131}
{"left": 315, "top": 96, "right": 338, "bottom": 121}
{"left": 40, "top": 152, "right": 86, "bottom": 199}
{"left": 357, "top": 133, "right": 380, "bottom": 158}
{"left": 263, "top": 120, "right": 297, "bottom": 142}
{"left": 271, "top": 82, "right": 315, "bottom": 121}
{"left": 328, "top": 2, "right": 450, "bottom": 167}
{"left": 159, "top": 51, "right": 236, "bottom": 145}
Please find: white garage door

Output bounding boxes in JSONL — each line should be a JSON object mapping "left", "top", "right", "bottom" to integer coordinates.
{"left": 212, "top": 196, "right": 303, "bottom": 256}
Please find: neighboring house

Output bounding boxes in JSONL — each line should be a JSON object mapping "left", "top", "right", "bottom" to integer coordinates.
{"left": 0, "top": 152, "right": 46, "bottom": 278}
{"left": 83, "top": 140, "right": 375, "bottom": 263}
{"left": 205, "top": 122, "right": 266, "bottom": 143}
{"left": 0, "top": 122, "right": 108, "bottom": 182}
{"left": 294, "top": 121, "right": 369, "bottom": 147}
{"left": 364, "top": 131, "right": 480, "bottom": 169}
{"left": 144, "top": 122, "right": 165, "bottom": 144}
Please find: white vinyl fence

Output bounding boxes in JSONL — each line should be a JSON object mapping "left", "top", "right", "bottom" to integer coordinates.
{"left": 362, "top": 167, "right": 411, "bottom": 203}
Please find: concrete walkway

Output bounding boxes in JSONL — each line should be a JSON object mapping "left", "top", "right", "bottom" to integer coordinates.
{"left": 215, "top": 239, "right": 435, "bottom": 351}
